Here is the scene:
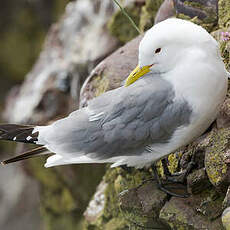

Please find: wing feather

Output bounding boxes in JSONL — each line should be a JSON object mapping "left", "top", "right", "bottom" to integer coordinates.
{"left": 41, "top": 76, "right": 192, "bottom": 160}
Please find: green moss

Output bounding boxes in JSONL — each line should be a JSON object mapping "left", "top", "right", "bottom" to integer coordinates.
{"left": 183, "top": 1, "right": 203, "bottom": 9}
{"left": 107, "top": 4, "right": 141, "bottom": 44}
{"left": 104, "top": 218, "right": 128, "bottom": 230}
{"left": 194, "top": 189, "right": 224, "bottom": 221}
{"left": 205, "top": 128, "right": 230, "bottom": 186}
{"left": 176, "top": 0, "right": 218, "bottom": 33}
{"left": 154, "top": 151, "right": 182, "bottom": 179}
{"left": 167, "top": 152, "right": 182, "bottom": 174}
{"left": 160, "top": 188, "right": 224, "bottom": 229}
{"left": 84, "top": 168, "right": 125, "bottom": 229}
{"left": 84, "top": 168, "right": 154, "bottom": 229}
{"left": 177, "top": 14, "right": 216, "bottom": 32}
{"left": 93, "top": 75, "right": 110, "bottom": 97}
{"left": 107, "top": 0, "right": 165, "bottom": 43}
{"left": 114, "top": 175, "right": 124, "bottom": 194}
{"left": 156, "top": 160, "right": 163, "bottom": 178}
{"left": 160, "top": 200, "right": 189, "bottom": 230}
{"left": 139, "top": 0, "right": 163, "bottom": 32}
{"left": 218, "top": 0, "right": 230, "bottom": 28}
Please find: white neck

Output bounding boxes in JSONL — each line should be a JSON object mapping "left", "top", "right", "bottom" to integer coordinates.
{"left": 163, "top": 46, "right": 227, "bottom": 108}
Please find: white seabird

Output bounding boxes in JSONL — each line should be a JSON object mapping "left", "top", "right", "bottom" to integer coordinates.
{"left": 0, "top": 18, "right": 229, "bottom": 169}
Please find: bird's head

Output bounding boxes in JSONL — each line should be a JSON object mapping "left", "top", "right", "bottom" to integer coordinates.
{"left": 125, "top": 18, "right": 218, "bottom": 87}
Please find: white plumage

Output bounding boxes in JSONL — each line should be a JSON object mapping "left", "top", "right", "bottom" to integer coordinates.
{"left": 1, "top": 18, "right": 228, "bottom": 169}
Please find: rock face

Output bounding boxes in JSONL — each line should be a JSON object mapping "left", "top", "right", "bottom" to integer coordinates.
{"left": 2, "top": 0, "right": 230, "bottom": 229}
{"left": 82, "top": 1, "right": 230, "bottom": 230}
{"left": 173, "top": 0, "right": 218, "bottom": 31}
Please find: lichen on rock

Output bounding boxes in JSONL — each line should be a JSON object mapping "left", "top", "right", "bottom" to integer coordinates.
{"left": 107, "top": 4, "right": 142, "bottom": 44}
{"left": 84, "top": 167, "right": 171, "bottom": 230}
{"left": 82, "top": 1, "right": 230, "bottom": 229}
{"left": 218, "top": 0, "right": 230, "bottom": 28}
{"left": 174, "top": 0, "right": 218, "bottom": 32}
{"left": 108, "top": 0, "right": 165, "bottom": 43}
{"left": 205, "top": 128, "right": 230, "bottom": 192}
{"left": 139, "top": 0, "right": 164, "bottom": 31}
{"left": 159, "top": 188, "right": 224, "bottom": 230}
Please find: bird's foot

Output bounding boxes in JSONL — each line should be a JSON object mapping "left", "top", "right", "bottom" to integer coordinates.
{"left": 120, "top": 165, "right": 133, "bottom": 173}
{"left": 160, "top": 147, "right": 197, "bottom": 183}
{"left": 165, "top": 161, "right": 196, "bottom": 184}
{"left": 151, "top": 164, "right": 190, "bottom": 198}
{"left": 157, "top": 182, "right": 190, "bottom": 198}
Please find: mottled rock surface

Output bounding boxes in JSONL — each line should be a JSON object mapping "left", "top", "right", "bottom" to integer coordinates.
{"left": 173, "top": 0, "right": 218, "bottom": 32}
{"left": 80, "top": 35, "right": 143, "bottom": 108}
{"left": 82, "top": 0, "right": 230, "bottom": 230}
{"left": 205, "top": 129, "right": 230, "bottom": 192}
{"left": 160, "top": 193, "right": 224, "bottom": 230}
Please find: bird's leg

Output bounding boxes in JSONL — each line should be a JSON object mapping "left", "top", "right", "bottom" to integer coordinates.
{"left": 120, "top": 165, "right": 133, "bottom": 173}
{"left": 160, "top": 156, "right": 184, "bottom": 183}
{"left": 168, "top": 124, "right": 215, "bottom": 182}
{"left": 161, "top": 158, "right": 172, "bottom": 177}
{"left": 164, "top": 149, "right": 197, "bottom": 184}
{"left": 151, "top": 163, "right": 190, "bottom": 198}
{"left": 125, "top": 163, "right": 189, "bottom": 198}
{"left": 166, "top": 160, "right": 196, "bottom": 183}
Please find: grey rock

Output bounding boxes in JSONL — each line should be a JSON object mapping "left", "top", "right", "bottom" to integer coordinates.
{"left": 205, "top": 129, "right": 230, "bottom": 193}
{"left": 80, "top": 35, "right": 143, "bottom": 108}
{"left": 187, "top": 168, "right": 212, "bottom": 195}
{"left": 173, "top": 0, "right": 218, "bottom": 20}
{"left": 155, "top": 0, "right": 175, "bottom": 24}
{"left": 160, "top": 191, "right": 224, "bottom": 229}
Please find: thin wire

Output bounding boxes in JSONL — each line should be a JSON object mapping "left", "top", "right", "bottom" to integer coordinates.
{"left": 112, "top": 0, "right": 141, "bottom": 34}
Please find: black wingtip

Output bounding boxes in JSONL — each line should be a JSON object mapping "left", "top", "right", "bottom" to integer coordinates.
{"left": 1, "top": 146, "right": 48, "bottom": 165}
{"left": 0, "top": 124, "right": 38, "bottom": 144}
{"left": 1, "top": 157, "right": 22, "bottom": 165}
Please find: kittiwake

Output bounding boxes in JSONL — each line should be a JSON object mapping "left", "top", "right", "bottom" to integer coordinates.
{"left": 0, "top": 18, "right": 229, "bottom": 171}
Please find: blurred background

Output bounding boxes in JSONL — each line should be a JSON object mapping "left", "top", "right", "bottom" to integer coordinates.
{"left": 0, "top": 0, "right": 71, "bottom": 109}
{"left": 0, "top": 1, "right": 71, "bottom": 229}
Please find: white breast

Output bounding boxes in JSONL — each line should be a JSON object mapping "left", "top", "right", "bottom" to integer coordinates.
{"left": 158, "top": 46, "right": 228, "bottom": 155}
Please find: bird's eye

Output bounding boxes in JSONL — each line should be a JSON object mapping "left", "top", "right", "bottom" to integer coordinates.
{"left": 155, "top": 48, "right": 161, "bottom": 54}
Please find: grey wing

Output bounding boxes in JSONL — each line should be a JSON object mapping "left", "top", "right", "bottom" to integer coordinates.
{"left": 43, "top": 77, "right": 192, "bottom": 159}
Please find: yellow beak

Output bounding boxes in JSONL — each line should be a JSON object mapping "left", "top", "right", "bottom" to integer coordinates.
{"left": 125, "top": 65, "right": 152, "bottom": 87}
